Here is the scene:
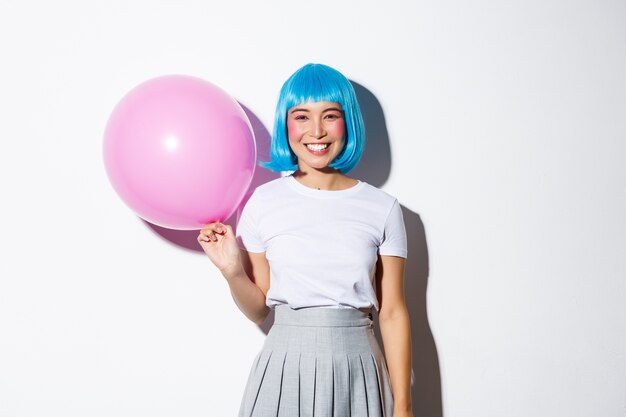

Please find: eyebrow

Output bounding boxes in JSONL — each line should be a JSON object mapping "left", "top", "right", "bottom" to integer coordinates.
{"left": 289, "top": 107, "right": 343, "bottom": 114}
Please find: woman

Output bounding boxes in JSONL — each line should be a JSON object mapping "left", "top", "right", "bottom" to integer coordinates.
{"left": 198, "top": 63, "right": 413, "bottom": 417}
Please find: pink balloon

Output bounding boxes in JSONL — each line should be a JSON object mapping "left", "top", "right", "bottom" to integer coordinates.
{"left": 103, "top": 75, "right": 256, "bottom": 230}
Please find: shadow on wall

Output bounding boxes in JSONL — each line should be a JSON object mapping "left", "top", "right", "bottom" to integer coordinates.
{"left": 349, "top": 81, "right": 392, "bottom": 188}
{"left": 144, "top": 86, "right": 442, "bottom": 417}
{"left": 379, "top": 207, "right": 441, "bottom": 417}
{"left": 352, "top": 81, "right": 443, "bottom": 417}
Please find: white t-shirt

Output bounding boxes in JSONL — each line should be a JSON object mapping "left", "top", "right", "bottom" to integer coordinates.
{"left": 235, "top": 174, "right": 407, "bottom": 312}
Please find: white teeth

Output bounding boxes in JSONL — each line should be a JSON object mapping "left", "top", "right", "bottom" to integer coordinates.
{"left": 306, "top": 143, "right": 329, "bottom": 150}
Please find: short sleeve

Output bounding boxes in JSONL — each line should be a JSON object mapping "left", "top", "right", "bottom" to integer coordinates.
{"left": 378, "top": 198, "right": 408, "bottom": 258}
{"left": 235, "top": 193, "right": 266, "bottom": 253}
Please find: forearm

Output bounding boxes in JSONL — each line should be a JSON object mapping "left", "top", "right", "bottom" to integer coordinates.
{"left": 379, "top": 306, "right": 412, "bottom": 412}
{"left": 222, "top": 266, "right": 269, "bottom": 325}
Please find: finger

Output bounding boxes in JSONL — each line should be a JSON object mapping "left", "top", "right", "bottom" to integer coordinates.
{"left": 198, "top": 231, "right": 215, "bottom": 242}
{"left": 210, "top": 222, "right": 224, "bottom": 232}
{"left": 201, "top": 222, "right": 225, "bottom": 233}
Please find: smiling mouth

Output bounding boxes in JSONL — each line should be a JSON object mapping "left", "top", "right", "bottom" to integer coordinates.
{"left": 305, "top": 143, "right": 330, "bottom": 151}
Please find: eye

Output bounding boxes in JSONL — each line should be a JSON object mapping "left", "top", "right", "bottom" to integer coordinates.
{"left": 325, "top": 113, "right": 341, "bottom": 120}
{"left": 294, "top": 114, "right": 308, "bottom": 121}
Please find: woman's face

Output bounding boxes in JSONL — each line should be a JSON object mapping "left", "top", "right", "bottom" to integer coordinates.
{"left": 286, "top": 101, "right": 346, "bottom": 171}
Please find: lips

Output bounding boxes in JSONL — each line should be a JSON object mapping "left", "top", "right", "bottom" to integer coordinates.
{"left": 305, "top": 143, "right": 331, "bottom": 155}
{"left": 306, "top": 143, "right": 330, "bottom": 149}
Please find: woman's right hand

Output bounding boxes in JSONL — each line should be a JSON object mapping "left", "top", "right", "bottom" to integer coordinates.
{"left": 197, "top": 222, "right": 243, "bottom": 278}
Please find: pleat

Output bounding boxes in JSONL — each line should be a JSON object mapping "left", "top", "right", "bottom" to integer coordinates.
{"left": 277, "top": 352, "right": 300, "bottom": 417}
{"left": 299, "top": 355, "right": 316, "bottom": 417}
{"left": 348, "top": 354, "right": 369, "bottom": 416}
{"left": 361, "top": 354, "right": 383, "bottom": 417}
{"left": 370, "top": 353, "right": 394, "bottom": 417}
{"left": 332, "top": 354, "right": 351, "bottom": 417}
{"left": 240, "top": 350, "right": 273, "bottom": 417}
{"left": 238, "top": 351, "right": 263, "bottom": 417}
{"left": 251, "top": 350, "right": 287, "bottom": 417}
{"left": 314, "top": 354, "right": 334, "bottom": 417}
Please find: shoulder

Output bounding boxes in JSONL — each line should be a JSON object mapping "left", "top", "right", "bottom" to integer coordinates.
{"left": 248, "top": 176, "right": 289, "bottom": 200}
{"left": 358, "top": 181, "right": 399, "bottom": 207}
{"left": 241, "top": 176, "right": 290, "bottom": 213}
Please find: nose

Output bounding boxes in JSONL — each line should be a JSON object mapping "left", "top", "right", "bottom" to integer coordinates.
{"left": 310, "top": 118, "right": 326, "bottom": 139}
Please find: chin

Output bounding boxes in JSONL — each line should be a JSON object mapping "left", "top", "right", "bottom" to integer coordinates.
{"left": 311, "top": 164, "right": 339, "bottom": 172}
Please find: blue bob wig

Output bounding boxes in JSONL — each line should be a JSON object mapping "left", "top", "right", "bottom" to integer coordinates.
{"left": 259, "top": 63, "right": 365, "bottom": 174}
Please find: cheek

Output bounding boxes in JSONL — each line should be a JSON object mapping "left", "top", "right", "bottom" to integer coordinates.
{"left": 287, "top": 120, "right": 302, "bottom": 142}
{"left": 329, "top": 121, "right": 346, "bottom": 139}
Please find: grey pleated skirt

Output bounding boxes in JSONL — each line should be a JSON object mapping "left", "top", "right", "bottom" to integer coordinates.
{"left": 238, "top": 305, "right": 394, "bottom": 417}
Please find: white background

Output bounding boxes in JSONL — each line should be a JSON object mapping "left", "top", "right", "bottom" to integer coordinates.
{"left": 1, "top": 1, "right": 624, "bottom": 416}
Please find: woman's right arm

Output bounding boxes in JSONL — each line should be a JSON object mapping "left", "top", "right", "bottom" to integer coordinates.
{"left": 198, "top": 222, "right": 270, "bottom": 325}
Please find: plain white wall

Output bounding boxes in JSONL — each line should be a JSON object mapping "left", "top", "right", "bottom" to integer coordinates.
{"left": 1, "top": 1, "right": 624, "bottom": 416}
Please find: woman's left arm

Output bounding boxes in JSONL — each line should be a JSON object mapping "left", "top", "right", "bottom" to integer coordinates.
{"left": 376, "top": 254, "right": 413, "bottom": 417}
